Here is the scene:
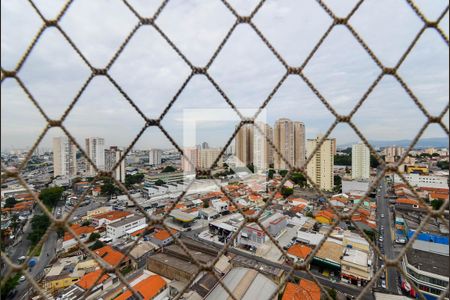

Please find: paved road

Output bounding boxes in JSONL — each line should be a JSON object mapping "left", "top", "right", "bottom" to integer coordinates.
{"left": 376, "top": 174, "right": 399, "bottom": 294}
{"left": 12, "top": 204, "right": 61, "bottom": 300}
{"left": 182, "top": 230, "right": 374, "bottom": 300}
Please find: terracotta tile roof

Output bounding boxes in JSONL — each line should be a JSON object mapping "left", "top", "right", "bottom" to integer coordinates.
{"left": 77, "top": 269, "right": 109, "bottom": 290}
{"left": 63, "top": 225, "right": 96, "bottom": 241}
{"left": 287, "top": 244, "right": 312, "bottom": 260}
{"left": 115, "top": 275, "right": 166, "bottom": 300}
{"left": 299, "top": 279, "right": 321, "bottom": 300}
{"left": 282, "top": 279, "right": 320, "bottom": 300}
{"left": 315, "top": 210, "right": 335, "bottom": 220}
{"left": 396, "top": 198, "right": 420, "bottom": 205}
{"left": 418, "top": 187, "right": 449, "bottom": 193}
{"left": 92, "top": 210, "right": 132, "bottom": 221}
{"left": 152, "top": 229, "right": 176, "bottom": 241}
{"left": 430, "top": 192, "right": 449, "bottom": 201}
{"left": 94, "top": 245, "right": 127, "bottom": 267}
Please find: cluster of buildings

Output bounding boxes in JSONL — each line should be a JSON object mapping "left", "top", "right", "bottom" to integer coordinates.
{"left": 52, "top": 137, "right": 126, "bottom": 183}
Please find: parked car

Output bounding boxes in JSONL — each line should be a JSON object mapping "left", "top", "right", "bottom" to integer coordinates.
{"left": 381, "top": 280, "right": 386, "bottom": 289}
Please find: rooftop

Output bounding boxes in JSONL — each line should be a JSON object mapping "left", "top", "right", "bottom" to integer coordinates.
{"left": 287, "top": 244, "right": 312, "bottom": 260}
{"left": 115, "top": 275, "right": 166, "bottom": 300}
{"left": 94, "top": 245, "right": 127, "bottom": 267}
{"left": 77, "top": 269, "right": 109, "bottom": 290}
{"left": 108, "top": 215, "right": 146, "bottom": 228}
{"left": 205, "top": 267, "right": 278, "bottom": 300}
{"left": 406, "top": 241, "right": 449, "bottom": 277}
{"left": 92, "top": 210, "right": 132, "bottom": 221}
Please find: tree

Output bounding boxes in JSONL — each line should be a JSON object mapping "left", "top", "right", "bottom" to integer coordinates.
{"left": 1, "top": 273, "right": 21, "bottom": 298}
{"left": 155, "top": 179, "right": 166, "bottom": 186}
{"left": 279, "top": 170, "right": 288, "bottom": 177}
{"left": 281, "top": 186, "right": 294, "bottom": 198}
{"left": 370, "top": 155, "right": 381, "bottom": 168}
{"left": 247, "top": 163, "right": 255, "bottom": 173}
{"left": 334, "top": 175, "right": 342, "bottom": 193}
{"left": 4, "top": 197, "right": 17, "bottom": 208}
{"left": 437, "top": 161, "right": 449, "bottom": 170}
{"left": 89, "top": 240, "right": 104, "bottom": 250}
{"left": 268, "top": 169, "right": 275, "bottom": 180}
{"left": 334, "top": 154, "right": 351, "bottom": 166}
{"left": 101, "top": 182, "right": 119, "bottom": 197}
{"left": 39, "top": 186, "right": 64, "bottom": 208}
{"left": 327, "top": 288, "right": 337, "bottom": 300}
{"left": 28, "top": 214, "right": 50, "bottom": 246}
{"left": 431, "top": 153, "right": 440, "bottom": 157}
{"left": 363, "top": 229, "right": 375, "bottom": 242}
{"left": 81, "top": 220, "right": 92, "bottom": 227}
{"left": 431, "top": 199, "right": 444, "bottom": 211}
{"left": 87, "top": 232, "right": 100, "bottom": 243}
{"left": 161, "top": 166, "right": 176, "bottom": 173}
{"left": 125, "top": 173, "right": 145, "bottom": 187}
{"left": 291, "top": 173, "right": 307, "bottom": 188}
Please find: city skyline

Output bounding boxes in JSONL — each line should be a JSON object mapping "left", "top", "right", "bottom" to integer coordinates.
{"left": 2, "top": 0, "right": 448, "bottom": 150}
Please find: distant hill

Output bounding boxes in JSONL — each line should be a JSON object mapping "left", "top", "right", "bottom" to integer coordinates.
{"left": 338, "top": 137, "right": 448, "bottom": 149}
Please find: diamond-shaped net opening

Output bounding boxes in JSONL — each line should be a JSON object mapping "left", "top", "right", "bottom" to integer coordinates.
{"left": 1, "top": 0, "right": 448, "bottom": 300}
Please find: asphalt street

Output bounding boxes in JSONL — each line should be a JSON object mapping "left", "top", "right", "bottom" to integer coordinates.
{"left": 376, "top": 174, "right": 400, "bottom": 294}
{"left": 8, "top": 204, "right": 61, "bottom": 300}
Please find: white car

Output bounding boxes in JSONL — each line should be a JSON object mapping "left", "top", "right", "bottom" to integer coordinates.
{"left": 19, "top": 275, "right": 26, "bottom": 282}
{"left": 381, "top": 280, "right": 386, "bottom": 289}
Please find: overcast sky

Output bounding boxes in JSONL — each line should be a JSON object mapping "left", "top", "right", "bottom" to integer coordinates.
{"left": 1, "top": 0, "right": 448, "bottom": 152}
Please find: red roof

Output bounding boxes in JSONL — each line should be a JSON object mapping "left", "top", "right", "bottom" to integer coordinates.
{"left": 63, "top": 225, "right": 96, "bottom": 241}
{"left": 282, "top": 279, "right": 320, "bottom": 300}
{"left": 92, "top": 210, "right": 132, "bottom": 221}
{"left": 94, "top": 245, "right": 128, "bottom": 267}
{"left": 152, "top": 229, "right": 177, "bottom": 241}
{"left": 287, "top": 244, "right": 312, "bottom": 260}
{"left": 115, "top": 275, "right": 166, "bottom": 300}
{"left": 77, "top": 269, "right": 109, "bottom": 290}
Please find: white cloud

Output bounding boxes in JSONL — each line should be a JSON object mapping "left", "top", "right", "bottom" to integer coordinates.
{"left": 1, "top": 0, "right": 448, "bottom": 151}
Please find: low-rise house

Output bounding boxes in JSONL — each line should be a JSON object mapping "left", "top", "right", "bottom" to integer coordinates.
{"left": 93, "top": 245, "right": 131, "bottom": 270}
{"left": 282, "top": 279, "right": 321, "bottom": 300}
{"left": 106, "top": 215, "right": 146, "bottom": 242}
{"left": 286, "top": 244, "right": 312, "bottom": 265}
{"left": 91, "top": 210, "right": 134, "bottom": 228}
{"left": 149, "top": 229, "right": 179, "bottom": 247}
{"left": 341, "top": 247, "right": 373, "bottom": 286}
{"left": 43, "top": 256, "right": 83, "bottom": 293}
{"left": 238, "top": 211, "right": 287, "bottom": 248}
{"left": 199, "top": 207, "right": 220, "bottom": 220}
{"left": 314, "top": 210, "right": 335, "bottom": 225}
{"left": 114, "top": 274, "right": 167, "bottom": 300}
{"left": 63, "top": 224, "right": 98, "bottom": 250}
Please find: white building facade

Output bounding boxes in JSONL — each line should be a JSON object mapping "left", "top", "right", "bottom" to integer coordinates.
{"left": 53, "top": 136, "right": 77, "bottom": 177}
{"left": 149, "top": 149, "right": 163, "bottom": 167}
{"left": 352, "top": 142, "right": 370, "bottom": 180}
{"left": 85, "top": 137, "right": 105, "bottom": 175}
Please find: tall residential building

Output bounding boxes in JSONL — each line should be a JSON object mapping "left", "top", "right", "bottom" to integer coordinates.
{"left": 352, "top": 142, "right": 370, "bottom": 180}
{"left": 105, "top": 146, "right": 125, "bottom": 183}
{"left": 182, "top": 147, "right": 198, "bottom": 174}
{"left": 149, "top": 149, "right": 163, "bottom": 167}
{"left": 330, "top": 138, "right": 337, "bottom": 156}
{"left": 198, "top": 148, "right": 223, "bottom": 170}
{"left": 273, "top": 119, "right": 306, "bottom": 170}
{"left": 85, "top": 137, "right": 105, "bottom": 176}
{"left": 306, "top": 135, "right": 334, "bottom": 191}
{"left": 201, "top": 142, "right": 209, "bottom": 150}
{"left": 382, "top": 146, "right": 405, "bottom": 157}
{"left": 235, "top": 124, "right": 254, "bottom": 167}
{"left": 254, "top": 122, "right": 274, "bottom": 171}
{"left": 53, "top": 136, "right": 77, "bottom": 177}
{"left": 294, "top": 122, "right": 306, "bottom": 168}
